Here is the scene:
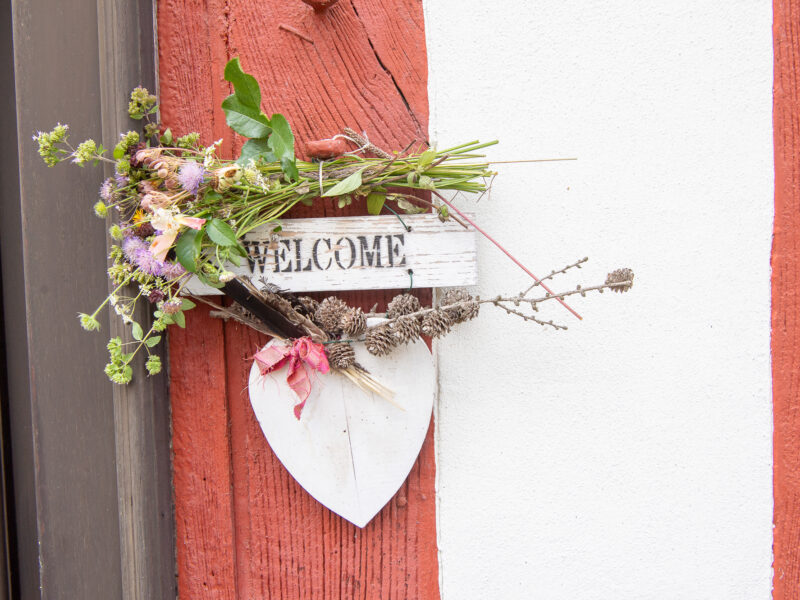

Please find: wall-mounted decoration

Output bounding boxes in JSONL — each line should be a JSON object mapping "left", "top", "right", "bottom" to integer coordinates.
{"left": 35, "top": 57, "right": 633, "bottom": 526}
{"left": 249, "top": 320, "right": 434, "bottom": 527}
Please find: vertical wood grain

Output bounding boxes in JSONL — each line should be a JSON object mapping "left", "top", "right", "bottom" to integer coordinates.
{"left": 160, "top": 1, "right": 440, "bottom": 597}
{"left": 773, "top": 1, "right": 800, "bottom": 598}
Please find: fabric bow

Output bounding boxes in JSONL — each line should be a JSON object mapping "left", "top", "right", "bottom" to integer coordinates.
{"left": 253, "top": 337, "right": 330, "bottom": 419}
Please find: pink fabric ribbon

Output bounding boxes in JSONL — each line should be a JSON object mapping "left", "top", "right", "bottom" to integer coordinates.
{"left": 254, "top": 337, "right": 330, "bottom": 419}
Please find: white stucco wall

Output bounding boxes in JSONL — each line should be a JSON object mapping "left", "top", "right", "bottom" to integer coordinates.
{"left": 425, "top": 2, "right": 773, "bottom": 599}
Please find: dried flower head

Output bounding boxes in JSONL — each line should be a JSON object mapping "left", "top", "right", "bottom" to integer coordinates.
{"left": 326, "top": 342, "right": 356, "bottom": 369}
{"left": 178, "top": 161, "right": 206, "bottom": 195}
{"left": 386, "top": 293, "right": 420, "bottom": 319}
{"left": 389, "top": 315, "right": 421, "bottom": 344}
{"left": 365, "top": 324, "right": 398, "bottom": 356}
{"left": 440, "top": 288, "right": 480, "bottom": 323}
{"left": 340, "top": 307, "right": 367, "bottom": 337}
{"left": 421, "top": 309, "right": 452, "bottom": 338}
{"left": 315, "top": 297, "right": 349, "bottom": 333}
{"left": 605, "top": 268, "right": 634, "bottom": 293}
{"left": 297, "top": 296, "right": 320, "bottom": 316}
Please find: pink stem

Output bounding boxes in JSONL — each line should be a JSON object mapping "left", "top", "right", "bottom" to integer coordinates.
{"left": 433, "top": 192, "right": 582, "bottom": 320}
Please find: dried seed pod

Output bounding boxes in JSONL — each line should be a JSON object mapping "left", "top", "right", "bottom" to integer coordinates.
{"left": 315, "top": 296, "right": 349, "bottom": 333}
{"left": 439, "top": 288, "right": 480, "bottom": 323}
{"left": 340, "top": 307, "right": 367, "bottom": 337}
{"left": 421, "top": 309, "right": 452, "bottom": 338}
{"left": 326, "top": 342, "right": 356, "bottom": 369}
{"left": 386, "top": 293, "right": 421, "bottom": 319}
{"left": 297, "top": 296, "right": 320, "bottom": 316}
{"left": 389, "top": 315, "right": 421, "bottom": 344}
{"left": 605, "top": 268, "right": 634, "bottom": 293}
{"left": 365, "top": 324, "right": 398, "bottom": 356}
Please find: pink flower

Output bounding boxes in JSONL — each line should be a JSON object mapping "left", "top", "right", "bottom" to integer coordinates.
{"left": 150, "top": 230, "right": 178, "bottom": 262}
{"left": 176, "top": 215, "right": 206, "bottom": 230}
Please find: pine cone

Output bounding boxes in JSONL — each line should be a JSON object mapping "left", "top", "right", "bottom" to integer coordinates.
{"left": 365, "top": 324, "right": 398, "bottom": 356}
{"left": 605, "top": 268, "right": 634, "bottom": 293}
{"left": 440, "top": 288, "right": 480, "bottom": 323}
{"left": 386, "top": 293, "right": 421, "bottom": 319}
{"left": 315, "top": 296, "right": 349, "bottom": 333}
{"left": 389, "top": 315, "right": 421, "bottom": 344}
{"left": 421, "top": 309, "right": 452, "bottom": 338}
{"left": 297, "top": 296, "right": 319, "bottom": 316}
{"left": 340, "top": 307, "right": 367, "bottom": 337}
{"left": 326, "top": 342, "right": 356, "bottom": 369}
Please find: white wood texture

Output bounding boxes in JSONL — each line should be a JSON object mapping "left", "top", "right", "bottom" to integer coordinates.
{"left": 247, "top": 319, "right": 435, "bottom": 527}
{"left": 185, "top": 213, "right": 477, "bottom": 294}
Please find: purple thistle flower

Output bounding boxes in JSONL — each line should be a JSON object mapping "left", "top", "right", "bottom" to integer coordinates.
{"left": 99, "top": 178, "right": 114, "bottom": 201}
{"left": 122, "top": 235, "right": 186, "bottom": 279}
{"left": 177, "top": 162, "right": 205, "bottom": 196}
{"left": 115, "top": 173, "right": 129, "bottom": 188}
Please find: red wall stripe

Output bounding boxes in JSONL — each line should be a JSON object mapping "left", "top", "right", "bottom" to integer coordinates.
{"left": 773, "top": 1, "right": 800, "bottom": 597}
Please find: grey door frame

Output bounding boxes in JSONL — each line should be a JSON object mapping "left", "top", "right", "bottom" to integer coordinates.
{"left": 0, "top": 1, "right": 175, "bottom": 598}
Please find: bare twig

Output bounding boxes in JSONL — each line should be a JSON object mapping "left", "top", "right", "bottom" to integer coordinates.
{"left": 341, "top": 127, "right": 393, "bottom": 159}
{"left": 278, "top": 23, "right": 314, "bottom": 44}
{"left": 522, "top": 257, "right": 589, "bottom": 296}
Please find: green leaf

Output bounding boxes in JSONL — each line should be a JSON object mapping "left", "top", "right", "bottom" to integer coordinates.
{"left": 418, "top": 148, "right": 437, "bottom": 167}
{"left": 268, "top": 114, "right": 297, "bottom": 181}
{"left": 172, "top": 311, "right": 186, "bottom": 328}
{"left": 196, "top": 272, "right": 225, "bottom": 289}
{"left": 366, "top": 192, "right": 386, "bottom": 215}
{"left": 180, "top": 299, "right": 196, "bottom": 311}
{"left": 231, "top": 243, "right": 248, "bottom": 258}
{"left": 204, "top": 189, "right": 222, "bottom": 203}
{"left": 161, "top": 128, "right": 173, "bottom": 145}
{"left": 145, "top": 336, "right": 162, "bottom": 347}
{"left": 323, "top": 167, "right": 366, "bottom": 197}
{"left": 131, "top": 322, "right": 143, "bottom": 341}
{"left": 175, "top": 229, "right": 201, "bottom": 272}
{"left": 268, "top": 114, "right": 294, "bottom": 158}
{"left": 418, "top": 175, "right": 436, "bottom": 190}
{"left": 221, "top": 95, "right": 271, "bottom": 139}
{"left": 113, "top": 145, "right": 125, "bottom": 160}
{"left": 223, "top": 58, "right": 262, "bottom": 111}
{"left": 206, "top": 218, "right": 238, "bottom": 247}
{"left": 237, "top": 138, "right": 275, "bottom": 164}
{"left": 396, "top": 197, "right": 427, "bottom": 214}
{"left": 280, "top": 156, "right": 298, "bottom": 182}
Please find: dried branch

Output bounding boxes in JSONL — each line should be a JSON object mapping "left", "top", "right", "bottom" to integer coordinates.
{"left": 522, "top": 257, "right": 588, "bottom": 296}
{"left": 191, "top": 295, "right": 277, "bottom": 337}
{"left": 341, "top": 127, "right": 393, "bottom": 159}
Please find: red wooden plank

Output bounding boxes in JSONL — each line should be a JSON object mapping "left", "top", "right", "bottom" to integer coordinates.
{"left": 773, "top": 1, "right": 800, "bottom": 597}
{"left": 159, "top": 0, "right": 440, "bottom": 597}
{"left": 168, "top": 303, "right": 238, "bottom": 598}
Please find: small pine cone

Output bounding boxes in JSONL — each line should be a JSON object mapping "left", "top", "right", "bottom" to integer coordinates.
{"left": 297, "top": 296, "right": 320, "bottom": 316}
{"left": 326, "top": 342, "right": 356, "bottom": 369}
{"left": 439, "top": 288, "right": 480, "bottom": 323}
{"left": 421, "top": 309, "right": 452, "bottom": 338}
{"left": 605, "top": 268, "right": 634, "bottom": 293}
{"left": 340, "top": 307, "right": 367, "bottom": 337}
{"left": 386, "top": 293, "right": 421, "bottom": 319}
{"left": 315, "top": 296, "right": 349, "bottom": 333}
{"left": 365, "top": 324, "right": 398, "bottom": 356}
{"left": 389, "top": 315, "right": 422, "bottom": 344}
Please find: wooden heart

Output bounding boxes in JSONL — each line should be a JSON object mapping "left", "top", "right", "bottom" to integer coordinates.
{"left": 248, "top": 320, "right": 435, "bottom": 527}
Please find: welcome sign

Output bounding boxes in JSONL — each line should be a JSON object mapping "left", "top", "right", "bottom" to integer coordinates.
{"left": 184, "top": 213, "right": 478, "bottom": 294}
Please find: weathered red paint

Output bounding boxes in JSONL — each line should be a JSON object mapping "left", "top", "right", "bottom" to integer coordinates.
{"left": 159, "top": 1, "right": 440, "bottom": 597}
{"left": 773, "top": 1, "right": 800, "bottom": 598}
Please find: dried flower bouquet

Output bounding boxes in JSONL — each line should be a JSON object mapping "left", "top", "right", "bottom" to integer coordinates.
{"left": 35, "top": 57, "right": 632, "bottom": 389}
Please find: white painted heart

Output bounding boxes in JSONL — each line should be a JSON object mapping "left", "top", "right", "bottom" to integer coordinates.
{"left": 248, "top": 319, "right": 435, "bottom": 528}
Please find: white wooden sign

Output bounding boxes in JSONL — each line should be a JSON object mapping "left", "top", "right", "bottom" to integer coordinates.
{"left": 248, "top": 318, "right": 435, "bottom": 527}
{"left": 185, "top": 213, "right": 477, "bottom": 294}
